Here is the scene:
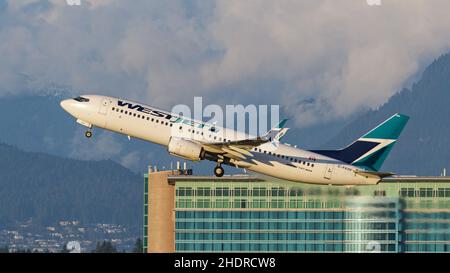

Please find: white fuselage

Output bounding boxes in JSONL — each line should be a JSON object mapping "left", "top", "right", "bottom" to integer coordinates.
{"left": 60, "top": 95, "right": 380, "bottom": 185}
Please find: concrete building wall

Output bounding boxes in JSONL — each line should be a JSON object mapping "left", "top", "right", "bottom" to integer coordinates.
{"left": 147, "top": 171, "right": 175, "bottom": 253}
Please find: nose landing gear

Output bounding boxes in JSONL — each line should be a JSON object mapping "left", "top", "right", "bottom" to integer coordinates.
{"left": 214, "top": 165, "right": 224, "bottom": 177}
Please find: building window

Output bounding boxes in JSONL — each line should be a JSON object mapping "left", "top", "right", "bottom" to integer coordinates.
{"left": 374, "top": 190, "right": 386, "bottom": 196}
{"left": 196, "top": 187, "right": 211, "bottom": 197}
{"left": 252, "top": 187, "right": 267, "bottom": 196}
{"left": 215, "top": 187, "right": 230, "bottom": 197}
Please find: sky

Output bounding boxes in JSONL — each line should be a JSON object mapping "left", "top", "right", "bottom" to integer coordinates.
{"left": 2, "top": 0, "right": 450, "bottom": 127}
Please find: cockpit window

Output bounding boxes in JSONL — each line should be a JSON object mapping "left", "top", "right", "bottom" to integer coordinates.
{"left": 73, "top": 96, "right": 90, "bottom": 102}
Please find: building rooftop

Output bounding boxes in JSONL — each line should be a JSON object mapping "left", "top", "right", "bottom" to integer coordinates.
{"left": 167, "top": 174, "right": 450, "bottom": 183}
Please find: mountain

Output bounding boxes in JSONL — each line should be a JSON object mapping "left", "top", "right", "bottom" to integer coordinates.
{"left": 323, "top": 52, "right": 450, "bottom": 175}
{"left": 0, "top": 144, "right": 142, "bottom": 226}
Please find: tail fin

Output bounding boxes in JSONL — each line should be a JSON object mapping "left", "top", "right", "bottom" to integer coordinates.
{"left": 311, "top": 113, "right": 409, "bottom": 171}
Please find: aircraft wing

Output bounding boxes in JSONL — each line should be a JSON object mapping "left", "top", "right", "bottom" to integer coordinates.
{"left": 198, "top": 137, "right": 268, "bottom": 161}
{"left": 193, "top": 119, "right": 289, "bottom": 163}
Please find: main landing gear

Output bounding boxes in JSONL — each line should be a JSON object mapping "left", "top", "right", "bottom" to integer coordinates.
{"left": 214, "top": 165, "right": 224, "bottom": 177}
{"left": 85, "top": 130, "right": 93, "bottom": 138}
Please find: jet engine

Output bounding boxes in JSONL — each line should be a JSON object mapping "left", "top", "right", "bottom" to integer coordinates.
{"left": 167, "top": 137, "right": 205, "bottom": 161}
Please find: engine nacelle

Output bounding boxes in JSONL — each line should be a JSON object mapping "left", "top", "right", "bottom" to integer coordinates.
{"left": 167, "top": 137, "right": 205, "bottom": 161}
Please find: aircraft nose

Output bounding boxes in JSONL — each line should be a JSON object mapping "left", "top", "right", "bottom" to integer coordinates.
{"left": 60, "top": 99, "right": 79, "bottom": 116}
{"left": 60, "top": 99, "right": 71, "bottom": 112}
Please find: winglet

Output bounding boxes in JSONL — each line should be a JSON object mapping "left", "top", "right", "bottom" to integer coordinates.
{"left": 264, "top": 119, "right": 289, "bottom": 142}
{"left": 276, "top": 119, "right": 289, "bottom": 129}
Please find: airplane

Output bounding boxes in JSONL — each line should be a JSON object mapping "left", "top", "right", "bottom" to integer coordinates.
{"left": 60, "top": 95, "right": 409, "bottom": 185}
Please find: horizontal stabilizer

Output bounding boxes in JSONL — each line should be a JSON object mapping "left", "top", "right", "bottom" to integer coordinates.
{"left": 354, "top": 169, "right": 394, "bottom": 179}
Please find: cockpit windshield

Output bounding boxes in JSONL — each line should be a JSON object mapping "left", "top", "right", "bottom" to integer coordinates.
{"left": 73, "top": 96, "right": 90, "bottom": 102}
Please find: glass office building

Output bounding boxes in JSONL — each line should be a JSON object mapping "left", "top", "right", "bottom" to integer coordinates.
{"left": 144, "top": 173, "right": 450, "bottom": 253}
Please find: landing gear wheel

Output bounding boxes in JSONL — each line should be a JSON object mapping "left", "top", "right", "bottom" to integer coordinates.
{"left": 214, "top": 166, "right": 224, "bottom": 177}
{"left": 85, "top": 131, "right": 93, "bottom": 138}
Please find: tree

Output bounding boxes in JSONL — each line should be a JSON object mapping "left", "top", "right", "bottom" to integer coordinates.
{"left": 60, "top": 242, "right": 70, "bottom": 253}
{"left": 93, "top": 241, "right": 118, "bottom": 253}
{"left": 133, "top": 238, "right": 143, "bottom": 253}
{"left": 0, "top": 246, "right": 9, "bottom": 253}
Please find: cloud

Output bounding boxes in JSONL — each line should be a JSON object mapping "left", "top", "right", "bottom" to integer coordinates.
{"left": 204, "top": 0, "right": 450, "bottom": 125}
{"left": 69, "top": 130, "right": 123, "bottom": 160}
{"left": 119, "top": 151, "right": 141, "bottom": 170}
{"left": 1, "top": 0, "right": 450, "bottom": 127}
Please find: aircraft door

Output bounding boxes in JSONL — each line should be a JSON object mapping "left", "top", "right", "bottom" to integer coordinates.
{"left": 99, "top": 98, "right": 110, "bottom": 115}
{"left": 324, "top": 164, "right": 334, "bottom": 180}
